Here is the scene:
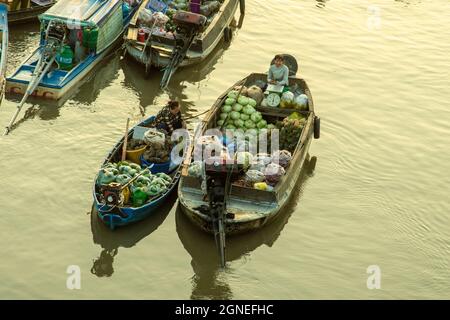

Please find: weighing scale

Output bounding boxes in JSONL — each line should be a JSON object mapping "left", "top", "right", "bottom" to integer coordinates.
{"left": 265, "top": 83, "right": 284, "bottom": 108}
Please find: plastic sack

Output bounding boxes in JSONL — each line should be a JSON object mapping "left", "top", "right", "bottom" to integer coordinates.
{"left": 246, "top": 85, "right": 264, "bottom": 105}
{"left": 264, "top": 163, "right": 286, "bottom": 185}
{"left": 144, "top": 128, "right": 166, "bottom": 146}
{"left": 245, "top": 170, "right": 266, "bottom": 184}
{"left": 138, "top": 8, "right": 154, "bottom": 26}
{"left": 200, "top": 1, "right": 221, "bottom": 17}
{"left": 255, "top": 153, "right": 272, "bottom": 166}
{"left": 281, "top": 91, "right": 295, "bottom": 102}
{"left": 98, "top": 169, "right": 117, "bottom": 185}
{"left": 188, "top": 161, "right": 203, "bottom": 178}
{"left": 254, "top": 182, "right": 268, "bottom": 191}
{"left": 295, "top": 94, "right": 309, "bottom": 110}
{"left": 235, "top": 151, "right": 254, "bottom": 170}
{"left": 272, "top": 150, "right": 292, "bottom": 168}
{"left": 152, "top": 12, "right": 169, "bottom": 27}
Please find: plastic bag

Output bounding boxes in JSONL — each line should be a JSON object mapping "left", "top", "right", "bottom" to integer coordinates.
{"left": 200, "top": 1, "right": 221, "bottom": 17}
{"left": 254, "top": 182, "right": 268, "bottom": 191}
{"left": 246, "top": 85, "right": 264, "bottom": 105}
{"left": 281, "top": 91, "right": 295, "bottom": 102}
{"left": 144, "top": 128, "right": 166, "bottom": 145}
{"left": 295, "top": 94, "right": 309, "bottom": 110}
{"left": 152, "top": 12, "right": 169, "bottom": 27}
{"left": 235, "top": 151, "right": 254, "bottom": 170}
{"left": 264, "top": 163, "right": 285, "bottom": 185}
{"left": 245, "top": 170, "right": 266, "bottom": 184}
{"left": 272, "top": 150, "right": 292, "bottom": 168}
{"left": 188, "top": 161, "right": 203, "bottom": 178}
{"left": 138, "top": 8, "right": 154, "bottom": 27}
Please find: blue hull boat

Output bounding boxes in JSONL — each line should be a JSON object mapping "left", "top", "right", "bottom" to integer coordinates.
{"left": 5, "top": 0, "right": 143, "bottom": 100}
{"left": 93, "top": 116, "right": 181, "bottom": 230}
{"left": 0, "top": 3, "right": 8, "bottom": 103}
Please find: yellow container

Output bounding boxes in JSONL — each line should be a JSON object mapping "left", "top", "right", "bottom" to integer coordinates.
{"left": 126, "top": 146, "right": 147, "bottom": 164}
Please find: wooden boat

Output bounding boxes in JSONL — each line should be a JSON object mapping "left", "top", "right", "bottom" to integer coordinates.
{"left": 7, "top": 1, "right": 56, "bottom": 25}
{"left": 124, "top": 0, "right": 241, "bottom": 87}
{"left": 93, "top": 116, "right": 181, "bottom": 230}
{"left": 0, "top": 3, "right": 8, "bottom": 103}
{"left": 178, "top": 60, "right": 320, "bottom": 237}
{"left": 5, "top": 0, "right": 144, "bottom": 101}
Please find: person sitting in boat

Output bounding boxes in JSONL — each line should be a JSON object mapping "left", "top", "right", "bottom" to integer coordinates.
{"left": 267, "top": 54, "right": 290, "bottom": 87}
{"left": 152, "top": 100, "right": 186, "bottom": 135}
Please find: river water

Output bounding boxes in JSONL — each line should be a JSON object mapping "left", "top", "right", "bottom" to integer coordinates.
{"left": 1, "top": 0, "right": 449, "bottom": 299}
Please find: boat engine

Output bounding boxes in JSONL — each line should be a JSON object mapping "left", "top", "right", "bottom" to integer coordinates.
{"left": 160, "top": 12, "right": 207, "bottom": 88}
{"left": 100, "top": 182, "right": 125, "bottom": 207}
{"left": 203, "top": 160, "right": 243, "bottom": 267}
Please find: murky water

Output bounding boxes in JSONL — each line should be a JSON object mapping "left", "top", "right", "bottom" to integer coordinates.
{"left": 1, "top": 0, "right": 450, "bottom": 299}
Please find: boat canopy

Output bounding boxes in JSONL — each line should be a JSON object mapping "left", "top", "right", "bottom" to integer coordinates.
{"left": 40, "top": 0, "right": 122, "bottom": 27}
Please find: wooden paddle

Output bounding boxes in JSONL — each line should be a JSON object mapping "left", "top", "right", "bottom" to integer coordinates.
{"left": 121, "top": 118, "right": 130, "bottom": 162}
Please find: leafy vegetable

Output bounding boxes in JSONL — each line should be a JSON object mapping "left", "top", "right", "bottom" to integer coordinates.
{"left": 230, "top": 111, "right": 241, "bottom": 120}
{"left": 237, "top": 96, "right": 249, "bottom": 106}
{"left": 221, "top": 105, "right": 232, "bottom": 113}
{"left": 232, "top": 103, "right": 243, "bottom": 112}
{"left": 225, "top": 98, "right": 236, "bottom": 105}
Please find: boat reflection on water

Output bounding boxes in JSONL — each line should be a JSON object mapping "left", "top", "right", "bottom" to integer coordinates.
{"left": 176, "top": 155, "right": 318, "bottom": 299}
{"left": 89, "top": 192, "right": 176, "bottom": 277}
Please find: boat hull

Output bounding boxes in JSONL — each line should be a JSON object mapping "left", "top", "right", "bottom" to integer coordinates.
{"left": 5, "top": 1, "right": 141, "bottom": 101}
{"left": 94, "top": 171, "right": 180, "bottom": 230}
{"left": 177, "top": 72, "right": 317, "bottom": 235}
{"left": 5, "top": 46, "right": 119, "bottom": 100}
{"left": 124, "top": 0, "right": 239, "bottom": 70}
{"left": 8, "top": 3, "right": 55, "bottom": 25}
{"left": 92, "top": 115, "right": 182, "bottom": 230}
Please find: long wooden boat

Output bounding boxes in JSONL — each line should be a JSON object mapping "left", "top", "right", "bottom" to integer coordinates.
{"left": 0, "top": 3, "right": 8, "bottom": 103}
{"left": 8, "top": 1, "right": 56, "bottom": 25}
{"left": 93, "top": 116, "right": 181, "bottom": 230}
{"left": 124, "top": 0, "right": 240, "bottom": 83}
{"left": 5, "top": 0, "right": 143, "bottom": 101}
{"left": 178, "top": 66, "right": 320, "bottom": 235}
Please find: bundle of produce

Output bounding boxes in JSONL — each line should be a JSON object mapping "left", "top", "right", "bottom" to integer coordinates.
{"left": 250, "top": 153, "right": 272, "bottom": 172}
{"left": 217, "top": 90, "right": 269, "bottom": 134}
{"left": 279, "top": 90, "right": 309, "bottom": 110}
{"left": 233, "top": 85, "right": 248, "bottom": 96}
{"left": 200, "top": 1, "right": 221, "bottom": 17}
{"left": 276, "top": 116, "right": 306, "bottom": 153}
{"left": 130, "top": 172, "right": 173, "bottom": 204}
{"left": 127, "top": 138, "right": 147, "bottom": 151}
{"left": 235, "top": 151, "right": 253, "bottom": 171}
{"left": 168, "top": 0, "right": 189, "bottom": 11}
{"left": 187, "top": 161, "right": 204, "bottom": 178}
{"left": 245, "top": 170, "right": 266, "bottom": 184}
{"left": 295, "top": 94, "right": 309, "bottom": 111}
{"left": 246, "top": 85, "right": 264, "bottom": 105}
{"left": 271, "top": 150, "right": 292, "bottom": 168}
{"left": 264, "top": 163, "right": 286, "bottom": 185}
{"left": 138, "top": 8, "right": 154, "bottom": 26}
{"left": 142, "top": 141, "right": 171, "bottom": 163}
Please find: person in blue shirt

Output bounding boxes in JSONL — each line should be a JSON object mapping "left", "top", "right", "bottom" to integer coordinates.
{"left": 267, "top": 54, "right": 290, "bottom": 87}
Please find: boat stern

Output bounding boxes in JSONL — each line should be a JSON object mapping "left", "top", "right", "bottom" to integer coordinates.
{"left": 6, "top": 63, "right": 66, "bottom": 100}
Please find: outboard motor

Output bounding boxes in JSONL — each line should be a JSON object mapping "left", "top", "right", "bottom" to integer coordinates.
{"left": 203, "top": 160, "right": 244, "bottom": 267}
{"left": 160, "top": 11, "right": 207, "bottom": 89}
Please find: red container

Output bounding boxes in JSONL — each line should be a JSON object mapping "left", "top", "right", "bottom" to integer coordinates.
{"left": 137, "top": 29, "right": 146, "bottom": 42}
